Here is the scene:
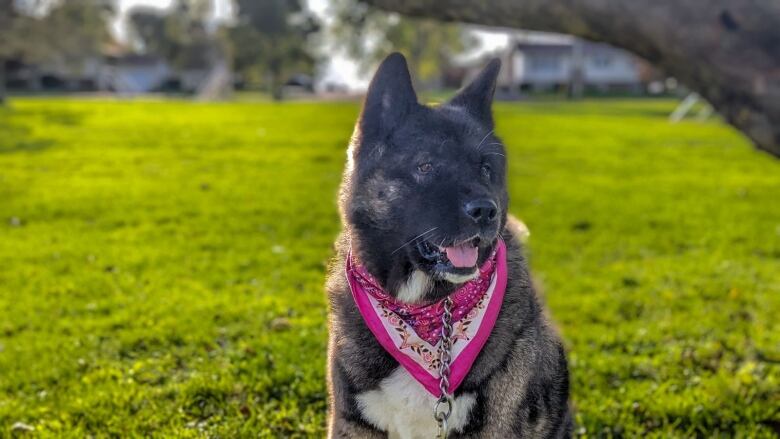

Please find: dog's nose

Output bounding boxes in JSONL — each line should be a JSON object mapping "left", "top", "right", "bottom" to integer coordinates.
{"left": 464, "top": 199, "right": 498, "bottom": 223}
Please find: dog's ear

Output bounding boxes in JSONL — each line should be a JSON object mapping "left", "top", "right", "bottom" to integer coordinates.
{"left": 449, "top": 58, "right": 501, "bottom": 126}
{"left": 358, "top": 52, "right": 418, "bottom": 142}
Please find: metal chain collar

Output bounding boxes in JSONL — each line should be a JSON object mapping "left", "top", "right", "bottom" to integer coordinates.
{"left": 433, "top": 296, "right": 454, "bottom": 439}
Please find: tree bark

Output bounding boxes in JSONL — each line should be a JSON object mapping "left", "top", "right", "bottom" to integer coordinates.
{"left": 363, "top": 0, "right": 780, "bottom": 158}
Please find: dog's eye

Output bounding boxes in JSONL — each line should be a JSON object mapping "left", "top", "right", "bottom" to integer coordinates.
{"left": 417, "top": 163, "right": 433, "bottom": 174}
{"left": 481, "top": 163, "right": 492, "bottom": 178}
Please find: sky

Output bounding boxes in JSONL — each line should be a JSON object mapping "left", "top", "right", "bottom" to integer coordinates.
{"left": 114, "top": 0, "right": 511, "bottom": 90}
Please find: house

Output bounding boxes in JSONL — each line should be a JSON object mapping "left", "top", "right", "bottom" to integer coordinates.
{"left": 100, "top": 54, "right": 171, "bottom": 93}
{"left": 3, "top": 45, "right": 216, "bottom": 95}
{"left": 506, "top": 31, "right": 655, "bottom": 94}
{"left": 457, "top": 31, "right": 659, "bottom": 96}
{"left": 4, "top": 57, "right": 105, "bottom": 92}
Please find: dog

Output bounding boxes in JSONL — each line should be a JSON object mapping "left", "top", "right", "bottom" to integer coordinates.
{"left": 326, "top": 53, "right": 572, "bottom": 438}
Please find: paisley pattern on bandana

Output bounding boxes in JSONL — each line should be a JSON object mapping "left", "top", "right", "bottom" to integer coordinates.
{"left": 347, "top": 248, "right": 497, "bottom": 345}
{"left": 374, "top": 290, "right": 489, "bottom": 371}
{"left": 345, "top": 240, "right": 508, "bottom": 396}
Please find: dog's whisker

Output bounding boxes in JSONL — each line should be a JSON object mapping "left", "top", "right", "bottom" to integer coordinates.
{"left": 391, "top": 227, "right": 438, "bottom": 254}
{"left": 483, "top": 152, "right": 506, "bottom": 157}
{"left": 475, "top": 129, "right": 494, "bottom": 152}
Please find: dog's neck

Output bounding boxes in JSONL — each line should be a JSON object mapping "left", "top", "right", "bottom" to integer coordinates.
{"left": 396, "top": 270, "right": 431, "bottom": 304}
{"left": 396, "top": 269, "right": 481, "bottom": 304}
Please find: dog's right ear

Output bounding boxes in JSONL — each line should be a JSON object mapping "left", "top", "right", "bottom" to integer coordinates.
{"left": 358, "top": 53, "right": 418, "bottom": 143}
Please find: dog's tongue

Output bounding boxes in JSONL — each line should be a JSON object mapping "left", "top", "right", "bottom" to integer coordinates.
{"left": 443, "top": 244, "right": 479, "bottom": 268}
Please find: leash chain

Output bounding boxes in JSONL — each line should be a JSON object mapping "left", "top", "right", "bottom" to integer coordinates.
{"left": 433, "top": 296, "right": 454, "bottom": 439}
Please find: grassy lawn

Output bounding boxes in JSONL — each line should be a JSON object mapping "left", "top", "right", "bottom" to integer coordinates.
{"left": 0, "top": 98, "right": 778, "bottom": 437}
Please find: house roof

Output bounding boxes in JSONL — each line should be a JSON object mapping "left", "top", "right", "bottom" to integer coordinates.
{"left": 511, "top": 31, "right": 575, "bottom": 46}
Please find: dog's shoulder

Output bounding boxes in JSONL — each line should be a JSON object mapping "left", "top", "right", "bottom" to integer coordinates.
{"left": 325, "top": 231, "right": 350, "bottom": 301}
{"left": 506, "top": 214, "right": 531, "bottom": 244}
{"left": 326, "top": 230, "right": 398, "bottom": 394}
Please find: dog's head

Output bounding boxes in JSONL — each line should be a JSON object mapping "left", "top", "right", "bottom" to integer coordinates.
{"left": 341, "top": 53, "right": 507, "bottom": 303}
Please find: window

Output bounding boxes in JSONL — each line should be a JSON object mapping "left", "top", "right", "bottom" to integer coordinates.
{"left": 529, "top": 55, "right": 561, "bottom": 72}
{"left": 592, "top": 54, "right": 614, "bottom": 69}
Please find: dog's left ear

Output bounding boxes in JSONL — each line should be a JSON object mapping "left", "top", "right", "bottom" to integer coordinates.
{"left": 449, "top": 58, "right": 501, "bottom": 126}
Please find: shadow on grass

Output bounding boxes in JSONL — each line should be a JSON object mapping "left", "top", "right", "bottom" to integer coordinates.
{"left": 0, "top": 104, "right": 84, "bottom": 154}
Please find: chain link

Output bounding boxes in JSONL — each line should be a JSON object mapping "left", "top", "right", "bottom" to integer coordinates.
{"left": 434, "top": 296, "right": 454, "bottom": 439}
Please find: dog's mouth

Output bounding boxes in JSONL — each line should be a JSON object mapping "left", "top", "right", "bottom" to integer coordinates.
{"left": 416, "top": 236, "right": 483, "bottom": 277}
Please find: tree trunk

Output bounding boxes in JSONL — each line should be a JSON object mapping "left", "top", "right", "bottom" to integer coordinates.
{"left": 196, "top": 59, "right": 233, "bottom": 101}
{"left": 271, "top": 73, "right": 284, "bottom": 101}
{"left": 363, "top": 0, "right": 780, "bottom": 158}
{"left": 0, "top": 59, "right": 6, "bottom": 105}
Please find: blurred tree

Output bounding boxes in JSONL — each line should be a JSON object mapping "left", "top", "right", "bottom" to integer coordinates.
{"left": 0, "top": 0, "right": 17, "bottom": 103}
{"left": 362, "top": 0, "right": 780, "bottom": 158}
{"left": 331, "top": 0, "right": 478, "bottom": 88}
{"left": 128, "top": 0, "right": 231, "bottom": 99}
{"left": 128, "top": 9, "right": 169, "bottom": 59}
{"left": 129, "top": 1, "right": 223, "bottom": 73}
{"left": 0, "top": 0, "right": 114, "bottom": 104}
{"left": 227, "top": 0, "right": 320, "bottom": 100}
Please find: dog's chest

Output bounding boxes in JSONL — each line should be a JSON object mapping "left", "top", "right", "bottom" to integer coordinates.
{"left": 356, "top": 367, "right": 475, "bottom": 439}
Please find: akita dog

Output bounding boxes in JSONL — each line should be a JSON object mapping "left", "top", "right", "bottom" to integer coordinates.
{"left": 326, "top": 53, "right": 572, "bottom": 438}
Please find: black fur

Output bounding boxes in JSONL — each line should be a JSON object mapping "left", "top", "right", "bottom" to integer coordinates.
{"left": 343, "top": 53, "right": 508, "bottom": 301}
{"left": 327, "top": 53, "right": 572, "bottom": 438}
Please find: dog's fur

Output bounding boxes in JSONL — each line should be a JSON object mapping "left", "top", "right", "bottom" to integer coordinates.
{"left": 326, "top": 53, "right": 572, "bottom": 438}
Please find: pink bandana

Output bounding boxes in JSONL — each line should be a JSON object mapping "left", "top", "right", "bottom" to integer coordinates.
{"left": 345, "top": 239, "right": 507, "bottom": 396}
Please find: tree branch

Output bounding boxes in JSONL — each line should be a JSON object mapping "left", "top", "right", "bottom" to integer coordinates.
{"left": 363, "top": 0, "right": 780, "bottom": 158}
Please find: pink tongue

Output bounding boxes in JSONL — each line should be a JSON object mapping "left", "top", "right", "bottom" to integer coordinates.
{"left": 443, "top": 244, "right": 479, "bottom": 268}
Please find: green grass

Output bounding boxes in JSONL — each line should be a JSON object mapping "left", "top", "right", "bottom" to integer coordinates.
{"left": 0, "top": 98, "right": 778, "bottom": 437}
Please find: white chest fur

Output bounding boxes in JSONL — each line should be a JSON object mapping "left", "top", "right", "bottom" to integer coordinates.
{"left": 356, "top": 367, "right": 476, "bottom": 439}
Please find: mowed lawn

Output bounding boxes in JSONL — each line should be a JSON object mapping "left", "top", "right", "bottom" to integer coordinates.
{"left": 0, "top": 98, "right": 778, "bottom": 437}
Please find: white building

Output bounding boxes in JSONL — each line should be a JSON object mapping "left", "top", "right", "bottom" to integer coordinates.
{"left": 508, "top": 32, "right": 647, "bottom": 94}
{"left": 457, "top": 31, "right": 652, "bottom": 95}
